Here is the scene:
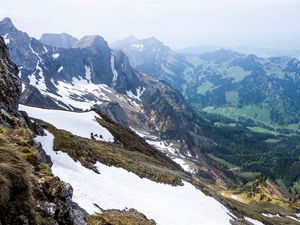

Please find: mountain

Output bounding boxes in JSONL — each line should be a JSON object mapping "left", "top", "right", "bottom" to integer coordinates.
{"left": 111, "top": 36, "right": 191, "bottom": 89}
{"left": 1, "top": 18, "right": 300, "bottom": 225}
{"left": 0, "top": 35, "right": 20, "bottom": 116}
{"left": 40, "top": 32, "right": 78, "bottom": 48}
{"left": 177, "top": 45, "right": 223, "bottom": 56}
{"left": 110, "top": 35, "right": 138, "bottom": 48}
{"left": 0, "top": 17, "right": 236, "bottom": 186}
{"left": 0, "top": 33, "right": 238, "bottom": 225}
{"left": 183, "top": 49, "right": 300, "bottom": 125}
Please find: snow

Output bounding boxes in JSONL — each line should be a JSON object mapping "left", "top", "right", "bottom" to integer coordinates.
{"left": 130, "top": 127, "right": 195, "bottom": 172}
{"left": 85, "top": 65, "right": 92, "bottom": 82}
{"left": 44, "top": 78, "right": 112, "bottom": 110}
{"left": 19, "top": 105, "right": 114, "bottom": 142}
{"left": 36, "top": 130, "right": 232, "bottom": 225}
{"left": 29, "top": 43, "right": 47, "bottom": 91}
{"left": 288, "top": 216, "right": 300, "bottom": 223}
{"left": 58, "top": 66, "right": 63, "bottom": 73}
{"left": 52, "top": 53, "right": 60, "bottom": 59}
{"left": 126, "top": 87, "right": 145, "bottom": 101}
{"left": 21, "top": 83, "right": 25, "bottom": 92}
{"left": 111, "top": 54, "right": 118, "bottom": 86}
{"left": 172, "top": 158, "right": 194, "bottom": 173}
{"left": 3, "top": 33, "right": 9, "bottom": 45}
{"left": 245, "top": 217, "right": 264, "bottom": 225}
{"left": 130, "top": 44, "right": 144, "bottom": 51}
{"left": 262, "top": 213, "right": 280, "bottom": 218}
{"left": 146, "top": 139, "right": 176, "bottom": 154}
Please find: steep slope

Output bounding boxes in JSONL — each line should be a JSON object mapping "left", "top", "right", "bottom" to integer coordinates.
{"left": 0, "top": 35, "right": 89, "bottom": 225}
{"left": 112, "top": 36, "right": 191, "bottom": 89}
{"left": 0, "top": 35, "right": 20, "bottom": 122}
{"left": 40, "top": 32, "right": 78, "bottom": 48}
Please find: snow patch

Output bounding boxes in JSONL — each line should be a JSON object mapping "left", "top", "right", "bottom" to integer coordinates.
{"left": 130, "top": 44, "right": 144, "bottom": 51}
{"left": 3, "top": 33, "right": 9, "bottom": 45}
{"left": 245, "top": 217, "right": 264, "bottom": 225}
{"left": 146, "top": 139, "right": 176, "bottom": 155}
{"left": 85, "top": 65, "right": 91, "bottom": 82}
{"left": 126, "top": 87, "right": 145, "bottom": 101}
{"left": 262, "top": 213, "right": 280, "bottom": 218}
{"left": 52, "top": 53, "right": 60, "bottom": 59}
{"left": 172, "top": 157, "right": 194, "bottom": 173}
{"left": 58, "top": 66, "right": 63, "bottom": 73}
{"left": 43, "top": 46, "right": 48, "bottom": 53}
{"left": 19, "top": 105, "right": 114, "bottom": 142}
{"left": 29, "top": 43, "right": 47, "bottom": 91}
{"left": 111, "top": 54, "right": 118, "bottom": 86}
{"left": 288, "top": 216, "right": 300, "bottom": 223}
{"left": 36, "top": 130, "right": 231, "bottom": 225}
{"left": 21, "top": 83, "right": 25, "bottom": 92}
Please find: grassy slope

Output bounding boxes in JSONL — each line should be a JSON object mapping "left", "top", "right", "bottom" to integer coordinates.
{"left": 87, "top": 209, "right": 156, "bottom": 225}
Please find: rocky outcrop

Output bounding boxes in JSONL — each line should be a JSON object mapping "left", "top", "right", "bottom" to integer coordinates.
{"left": 93, "top": 101, "right": 129, "bottom": 127}
{"left": 0, "top": 36, "right": 21, "bottom": 114}
{"left": 36, "top": 176, "right": 88, "bottom": 225}
{"left": 20, "top": 85, "right": 66, "bottom": 110}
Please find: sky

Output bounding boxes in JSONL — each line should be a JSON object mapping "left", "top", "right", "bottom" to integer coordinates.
{"left": 0, "top": 0, "right": 300, "bottom": 49}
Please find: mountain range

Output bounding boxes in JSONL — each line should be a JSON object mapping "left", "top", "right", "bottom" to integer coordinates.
{"left": 1, "top": 17, "right": 300, "bottom": 225}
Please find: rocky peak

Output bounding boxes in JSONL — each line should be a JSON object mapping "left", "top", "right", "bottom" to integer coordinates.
{"left": 0, "top": 17, "right": 17, "bottom": 33}
{"left": 73, "top": 35, "right": 109, "bottom": 50}
{"left": 0, "top": 36, "right": 21, "bottom": 115}
{"left": 40, "top": 32, "right": 78, "bottom": 48}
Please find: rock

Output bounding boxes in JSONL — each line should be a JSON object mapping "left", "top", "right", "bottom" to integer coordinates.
{"left": 20, "top": 85, "right": 67, "bottom": 110}
{"left": 15, "top": 215, "right": 29, "bottom": 225}
{"left": 40, "top": 33, "right": 78, "bottom": 48}
{"left": 0, "top": 36, "right": 21, "bottom": 115}
{"left": 93, "top": 101, "right": 129, "bottom": 127}
{"left": 37, "top": 142, "right": 53, "bottom": 167}
{"left": 58, "top": 183, "right": 73, "bottom": 200}
{"left": 36, "top": 201, "right": 57, "bottom": 217}
{"left": 71, "top": 202, "right": 88, "bottom": 225}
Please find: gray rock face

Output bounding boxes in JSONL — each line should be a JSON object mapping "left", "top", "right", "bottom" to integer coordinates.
{"left": 112, "top": 36, "right": 191, "bottom": 90}
{"left": 94, "top": 101, "right": 129, "bottom": 127}
{"left": 40, "top": 32, "right": 78, "bottom": 48}
{"left": 0, "top": 35, "right": 21, "bottom": 115}
{"left": 20, "top": 85, "right": 66, "bottom": 110}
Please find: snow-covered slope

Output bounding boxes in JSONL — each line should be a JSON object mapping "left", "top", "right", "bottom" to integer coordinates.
{"left": 20, "top": 105, "right": 114, "bottom": 142}
{"left": 37, "top": 130, "right": 232, "bottom": 225}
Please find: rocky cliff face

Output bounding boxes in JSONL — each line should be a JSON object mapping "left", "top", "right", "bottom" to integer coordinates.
{"left": 0, "top": 35, "right": 87, "bottom": 225}
{"left": 112, "top": 36, "right": 191, "bottom": 90}
{"left": 0, "top": 36, "right": 21, "bottom": 114}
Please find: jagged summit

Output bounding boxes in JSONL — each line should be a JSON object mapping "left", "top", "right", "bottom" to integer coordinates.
{"left": 0, "top": 17, "right": 18, "bottom": 33}
{"left": 73, "top": 35, "right": 109, "bottom": 50}
{"left": 40, "top": 32, "right": 78, "bottom": 48}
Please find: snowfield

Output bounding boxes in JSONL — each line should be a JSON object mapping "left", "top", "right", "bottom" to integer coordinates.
{"left": 19, "top": 105, "right": 114, "bottom": 142}
{"left": 37, "top": 130, "right": 232, "bottom": 225}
